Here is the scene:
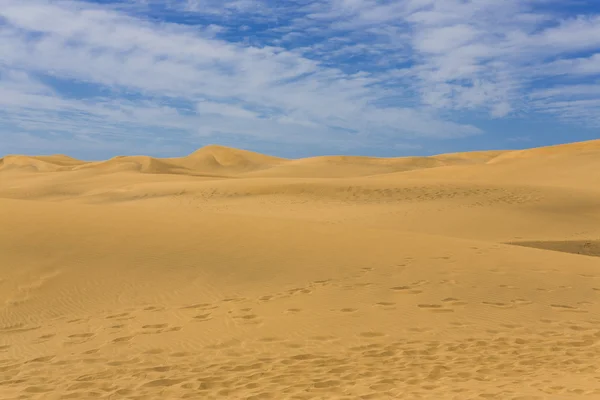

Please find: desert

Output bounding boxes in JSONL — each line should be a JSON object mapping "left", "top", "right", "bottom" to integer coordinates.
{"left": 1, "top": 140, "right": 600, "bottom": 399}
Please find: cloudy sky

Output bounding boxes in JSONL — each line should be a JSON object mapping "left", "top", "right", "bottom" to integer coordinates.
{"left": 1, "top": 0, "right": 600, "bottom": 159}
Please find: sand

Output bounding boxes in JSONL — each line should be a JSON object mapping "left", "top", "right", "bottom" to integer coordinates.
{"left": 0, "top": 140, "right": 600, "bottom": 399}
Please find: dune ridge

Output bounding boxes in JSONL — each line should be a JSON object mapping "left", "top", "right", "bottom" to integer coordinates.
{"left": 3, "top": 139, "right": 599, "bottom": 180}
{"left": 1, "top": 139, "right": 597, "bottom": 175}
{"left": 1, "top": 139, "right": 600, "bottom": 399}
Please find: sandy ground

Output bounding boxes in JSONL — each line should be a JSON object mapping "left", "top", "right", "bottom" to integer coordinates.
{"left": 1, "top": 140, "right": 600, "bottom": 400}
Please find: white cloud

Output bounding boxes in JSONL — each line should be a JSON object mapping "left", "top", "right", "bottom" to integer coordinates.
{"left": 540, "top": 54, "right": 600, "bottom": 77}
{"left": 413, "top": 24, "right": 479, "bottom": 54}
{"left": 491, "top": 102, "right": 513, "bottom": 119}
{"left": 530, "top": 83, "right": 600, "bottom": 100}
{"left": 196, "top": 100, "right": 259, "bottom": 119}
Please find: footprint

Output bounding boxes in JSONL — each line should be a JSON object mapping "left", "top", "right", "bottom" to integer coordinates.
{"left": 33, "top": 333, "right": 56, "bottom": 344}
{"left": 232, "top": 311, "right": 263, "bottom": 326}
{"left": 0, "top": 323, "right": 40, "bottom": 333}
{"left": 234, "top": 314, "right": 261, "bottom": 325}
{"left": 340, "top": 308, "right": 357, "bottom": 313}
{"left": 418, "top": 304, "right": 454, "bottom": 313}
{"left": 418, "top": 304, "right": 443, "bottom": 309}
{"left": 143, "top": 306, "right": 165, "bottom": 312}
{"left": 482, "top": 301, "right": 511, "bottom": 308}
{"left": 568, "top": 325, "right": 591, "bottom": 331}
{"left": 28, "top": 355, "right": 55, "bottom": 363}
{"left": 69, "top": 333, "right": 94, "bottom": 339}
{"left": 141, "top": 323, "right": 179, "bottom": 334}
{"left": 205, "top": 339, "right": 242, "bottom": 350}
{"left": 359, "top": 332, "right": 385, "bottom": 338}
{"left": 181, "top": 303, "right": 216, "bottom": 310}
{"left": 24, "top": 386, "right": 54, "bottom": 393}
{"left": 112, "top": 336, "right": 134, "bottom": 343}
{"left": 236, "top": 314, "right": 258, "bottom": 320}
{"left": 106, "top": 313, "right": 131, "bottom": 320}
{"left": 390, "top": 286, "right": 422, "bottom": 294}
{"left": 551, "top": 304, "right": 587, "bottom": 313}
{"left": 285, "top": 308, "right": 302, "bottom": 313}
{"left": 288, "top": 288, "right": 313, "bottom": 295}
{"left": 439, "top": 279, "right": 458, "bottom": 285}
{"left": 222, "top": 297, "right": 246, "bottom": 303}
{"left": 107, "top": 358, "right": 141, "bottom": 366}
{"left": 501, "top": 324, "right": 522, "bottom": 329}
{"left": 193, "top": 314, "right": 212, "bottom": 321}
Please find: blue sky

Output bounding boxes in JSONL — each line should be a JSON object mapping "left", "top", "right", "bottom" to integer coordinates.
{"left": 1, "top": 0, "right": 600, "bottom": 160}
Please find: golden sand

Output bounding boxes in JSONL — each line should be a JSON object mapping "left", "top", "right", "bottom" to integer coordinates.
{"left": 1, "top": 140, "right": 600, "bottom": 399}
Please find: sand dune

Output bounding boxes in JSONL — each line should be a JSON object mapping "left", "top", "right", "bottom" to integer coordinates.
{"left": 1, "top": 140, "right": 600, "bottom": 399}
{"left": 177, "top": 144, "right": 287, "bottom": 172}
{"left": 0, "top": 155, "right": 85, "bottom": 173}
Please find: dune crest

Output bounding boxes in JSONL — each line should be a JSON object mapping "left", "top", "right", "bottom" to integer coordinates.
{"left": 0, "top": 155, "right": 71, "bottom": 172}
{"left": 73, "top": 155, "right": 188, "bottom": 175}
{"left": 172, "top": 144, "right": 287, "bottom": 174}
{"left": 2, "top": 140, "right": 599, "bottom": 179}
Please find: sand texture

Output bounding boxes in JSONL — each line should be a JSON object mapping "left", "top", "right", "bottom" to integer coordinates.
{"left": 1, "top": 140, "right": 600, "bottom": 399}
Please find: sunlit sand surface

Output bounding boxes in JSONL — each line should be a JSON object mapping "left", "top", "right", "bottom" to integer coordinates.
{"left": 1, "top": 140, "right": 600, "bottom": 399}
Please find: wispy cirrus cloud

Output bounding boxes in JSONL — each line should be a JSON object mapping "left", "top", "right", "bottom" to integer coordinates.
{"left": 1, "top": 0, "right": 600, "bottom": 158}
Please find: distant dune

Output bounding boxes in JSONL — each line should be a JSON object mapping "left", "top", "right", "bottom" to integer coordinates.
{"left": 3, "top": 139, "right": 598, "bottom": 179}
{"left": 1, "top": 139, "right": 600, "bottom": 399}
{"left": 0, "top": 154, "right": 85, "bottom": 172}
{"left": 176, "top": 144, "right": 287, "bottom": 172}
